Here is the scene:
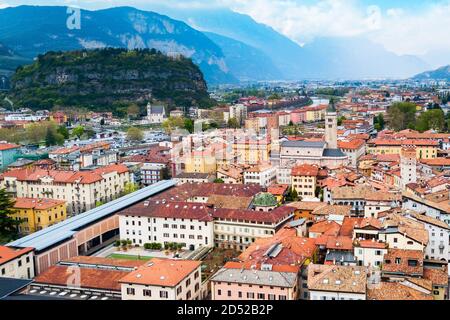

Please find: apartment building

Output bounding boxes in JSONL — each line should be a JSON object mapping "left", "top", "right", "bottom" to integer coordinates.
{"left": 291, "top": 164, "right": 319, "bottom": 200}
{"left": 353, "top": 239, "right": 388, "bottom": 269}
{"left": 119, "top": 201, "right": 214, "bottom": 250}
{"left": 11, "top": 198, "right": 67, "bottom": 234}
{"left": 0, "top": 246, "right": 34, "bottom": 279}
{"left": 211, "top": 262, "right": 299, "bottom": 300}
{"left": 407, "top": 212, "right": 450, "bottom": 262}
{"left": 0, "top": 164, "right": 130, "bottom": 215}
{"left": 120, "top": 258, "right": 202, "bottom": 300}
{"left": 232, "top": 136, "right": 270, "bottom": 165}
{"left": 243, "top": 163, "right": 277, "bottom": 187}
{"left": 366, "top": 139, "right": 438, "bottom": 159}
{"left": 338, "top": 139, "right": 366, "bottom": 167}
{"left": 213, "top": 206, "right": 295, "bottom": 251}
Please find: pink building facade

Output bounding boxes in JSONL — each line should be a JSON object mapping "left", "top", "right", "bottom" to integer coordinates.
{"left": 210, "top": 263, "right": 299, "bottom": 300}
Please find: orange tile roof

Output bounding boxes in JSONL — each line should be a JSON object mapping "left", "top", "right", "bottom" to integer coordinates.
{"left": 119, "top": 258, "right": 201, "bottom": 287}
{"left": 62, "top": 256, "right": 146, "bottom": 269}
{"left": 49, "top": 146, "right": 79, "bottom": 155}
{"left": 239, "top": 227, "right": 317, "bottom": 266}
{"left": 309, "top": 220, "right": 341, "bottom": 236}
{"left": 267, "top": 184, "right": 289, "bottom": 196}
{"left": 223, "top": 261, "right": 300, "bottom": 274}
{"left": 420, "top": 158, "right": 450, "bottom": 166}
{"left": 338, "top": 139, "right": 365, "bottom": 150}
{"left": 423, "top": 266, "right": 448, "bottom": 286}
{"left": 367, "top": 282, "right": 433, "bottom": 300}
{"left": 325, "top": 236, "right": 353, "bottom": 250}
{"left": 0, "top": 143, "right": 20, "bottom": 151}
{"left": 34, "top": 265, "right": 128, "bottom": 291}
{"left": 382, "top": 249, "right": 424, "bottom": 276}
{"left": 370, "top": 139, "right": 439, "bottom": 147}
{"left": 354, "top": 239, "right": 388, "bottom": 249}
{"left": 14, "top": 197, "right": 65, "bottom": 210}
{"left": 0, "top": 246, "right": 34, "bottom": 265}
{"left": 1, "top": 164, "right": 128, "bottom": 184}
{"left": 339, "top": 217, "right": 364, "bottom": 237}
{"left": 291, "top": 164, "right": 319, "bottom": 177}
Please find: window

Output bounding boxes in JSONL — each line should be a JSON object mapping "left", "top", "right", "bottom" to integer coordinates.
{"left": 143, "top": 289, "right": 152, "bottom": 297}
{"left": 247, "top": 292, "right": 254, "bottom": 299}
{"left": 217, "top": 289, "right": 222, "bottom": 296}
{"left": 160, "top": 291, "right": 168, "bottom": 298}
{"left": 257, "top": 293, "right": 265, "bottom": 299}
{"left": 408, "top": 259, "right": 418, "bottom": 267}
{"left": 127, "top": 288, "right": 135, "bottom": 295}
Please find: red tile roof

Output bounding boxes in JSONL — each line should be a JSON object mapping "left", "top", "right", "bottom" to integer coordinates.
{"left": 0, "top": 143, "right": 20, "bottom": 151}
{"left": 119, "top": 258, "right": 201, "bottom": 287}
{"left": 239, "top": 227, "right": 317, "bottom": 266}
{"left": 291, "top": 164, "right": 319, "bottom": 177}
{"left": 338, "top": 139, "right": 365, "bottom": 150}
{"left": 121, "top": 201, "right": 214, "bottom": 222}
{"left": 1, "top": 164, "right": 128, "bottom": 184}
{"left": 14, "top": 197, "right": 66, "bottom": 210}
{"left": 213, "top": 205, "right": 295, "bottom": 224}
{"left": 34, "top": 265, "right": 127, "bottom": 291}
{"left": 0, "top": 246, "right": 34, "bottom": 265}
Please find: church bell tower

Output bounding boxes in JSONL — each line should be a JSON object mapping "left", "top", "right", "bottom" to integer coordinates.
{"left": 325, "top": 101, "right": 338, "bottom": 149}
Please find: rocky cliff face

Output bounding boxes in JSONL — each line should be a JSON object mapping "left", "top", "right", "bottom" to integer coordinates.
{"left": 10, "top": 48, "right": 213, "bottom": 112}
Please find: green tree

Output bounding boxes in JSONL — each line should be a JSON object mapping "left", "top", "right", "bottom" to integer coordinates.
{"left": 374, "top": 114, "right": 385, "bottom": 131}
{"left": 127, "top": 103, "right": 140, "bottom": 119}
{"left": 126, "top": 127, "right": 144, "bottom": 141}
{"left": 337, "top": 116, "right": 346, "bottom": 126}
{"left": 387, "top": 102, "right": 417, "bottom": 131}
{"left": 183, "top": 118, "right": 194, "bottom": 133}
{"left": 227, "top": 117, "right": 240, "bottom": 129}
{"left": 162, "top": 116, "right": 185, "bottom": 134}
{"left": 416, "top": 109, "right": 445, "bottom": 132}
{"left": 45, "top": 127, "right": 57, "bottom": 147}
{"left": 0, "top": 189, "right": 20, "bottom": 242}
{"left": 57, "top": 125, "right": 70, "bottom": 139}
{"left": 214, "top": 178, "right": 224, "bottom": 184}
{"left": 72, "top": 126, "right": 85, "bottom": 139}
{"left": 285, "top": 187, "right": 299, "bottom": 202}
{"left": 123, "top": 182, "right": 139, "bottom": 195}
{"left": 161, "top": 166, "right": 171, "bottom": 180}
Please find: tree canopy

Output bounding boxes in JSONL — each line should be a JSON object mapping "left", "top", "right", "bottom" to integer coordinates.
{"left": 0, "top": 189, "right": 20, "bottom": 243}
{"left": 387, "top": 102, "right": 417, "bottom": 131}
{"left": 126, "top": 127, "right": 144, "bottom": 141}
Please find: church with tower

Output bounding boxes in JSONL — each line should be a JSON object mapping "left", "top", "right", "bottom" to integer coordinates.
{"left": 146, "top": 102, "right": 166, "bottom": 124}
{"left": 280, "top": 101, "right": 349, "bottom": 167}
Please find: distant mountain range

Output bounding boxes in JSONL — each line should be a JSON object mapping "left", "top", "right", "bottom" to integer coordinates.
{"left": 0, "top": 6, "right": 236, "bottom": 84}
{"left": 0, "top": 5, "right": 441, "bottom": 83}
{"left": 413, "top": 65, "right": 450, "bottom": 81}
{"left": 146, "top": 6, "right": 432, "bottom": 80}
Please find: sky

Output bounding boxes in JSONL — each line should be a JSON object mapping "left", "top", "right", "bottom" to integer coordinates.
{"left": 1, "top": 0, "right": 450, "bottom": 67}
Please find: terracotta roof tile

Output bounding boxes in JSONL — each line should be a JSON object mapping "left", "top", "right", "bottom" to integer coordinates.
{"left": 119, "top": 258, "right": 201, "bottom": 287}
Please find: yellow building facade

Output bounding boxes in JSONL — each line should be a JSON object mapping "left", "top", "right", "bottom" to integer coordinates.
{"left": 232, "top": 140, "right": 270, "bottom": 165}
{"left": 367, "top": 141, "right": 438, "bottom": 160}
{"left": 11, "top": 198, "right": 67, "bottom": 234}
{"left": 184, "top": 151, "right": 217, "bottom": 174}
